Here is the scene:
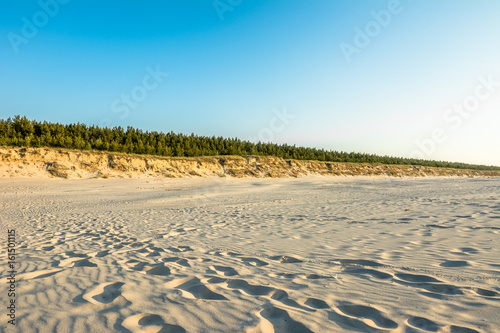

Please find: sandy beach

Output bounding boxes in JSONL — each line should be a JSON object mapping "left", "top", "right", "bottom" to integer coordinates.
{"left": 1, "top": 176, "right": 499, "bottom": 332}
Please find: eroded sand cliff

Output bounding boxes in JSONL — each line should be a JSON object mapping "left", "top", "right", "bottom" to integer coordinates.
{"left": 1, "top": 146, "right": 499, "bottom": 179}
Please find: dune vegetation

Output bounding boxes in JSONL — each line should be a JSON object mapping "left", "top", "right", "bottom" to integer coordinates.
{"left": 1, "top": 115, "right": 499, "bottom": 171}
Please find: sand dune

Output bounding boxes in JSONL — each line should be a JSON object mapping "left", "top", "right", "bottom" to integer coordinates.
{"left": 1, "top": 176, "right": 499, "bottom": 332}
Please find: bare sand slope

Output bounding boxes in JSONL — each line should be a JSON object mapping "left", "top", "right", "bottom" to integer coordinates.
{"left": 0, "top": 176, "right": 499, "bottom": 332}
{"left": 2, "top": 146, "right": 499, "bottom": 179}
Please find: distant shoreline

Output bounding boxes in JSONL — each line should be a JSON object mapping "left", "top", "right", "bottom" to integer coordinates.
{"left": 1, "top": 146, "right": 499, "bottom": 179}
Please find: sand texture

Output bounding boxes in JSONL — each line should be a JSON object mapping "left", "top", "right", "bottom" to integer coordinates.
{"left": 2, "top": 147, "right": 499, "bottom": 179}
{"left": 1, "top": 176, "right": 499, "bottom": 332}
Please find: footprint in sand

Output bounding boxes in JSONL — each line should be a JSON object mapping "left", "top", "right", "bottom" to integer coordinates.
{"left": 451, "top": 247, "right": 479, "bottom": 256}
{"left": 89, "top": 250, "right": 111, "bottom": 258}
{"left": 407, "top": 316, "right": 440, "bottom": 331}
{"left": 58, "top": 257, "right": 97, "bottom": 267}
{"left": 225, "top": 279, "right": 274, "bottom": 296}
{"left": 394, "top": 273, "right": 464, "bottom": 296}
{"left": 439, "top": 260, "right": 469, "bottom": 267}
{"left": 421, "top": 284, "right": 463, "bottom": 296}
{"left": 64, "top": 251, "right": 88, "bottom": 258}
{"left": 336, "top": 304, "right": 398, "bottom": 330}
{"left": 165, "top": 277, "right": 227, "bottom": 300}
{"left": 441, "top": 325, "right": 480, "bottom": 333}
{"left": 122, "top": 259, "right": 148, "bottom": 271}
{"left": 56, "top": 251, "right": 97, "bottom": 267}
{"left": 122, "top": 313, "right": 186, "bottom": 333}
{"left": 240, "top": 257, "right": 269, "bottom": 267}
{"left": 395, "top": 273, "right": 442, "bottom": 283}
{"left": 177, "top": 245, "right": 194, "bottom": 252}
{"left": 343, "top": 267, "right": 392, "bottom": 280}
{"left": 210, "top": 265, "right": 238, "bottom": 276}
{"left": 328, "top": 311, "right": 377, "bottom": 331}
{"left": 143, "top": 264, "right": 171, "bottom": 276}
{"left": 269, "top": 255, "right": 303, "bottom": 263}
{"left": 469, "top": 287, "right": 498, "bottom": 297}
{"left": 259, "top": 306, "right": 313, "bottom": 333}
{"left": 269, "top": 290, "right": 314, "bottom": 312}
{"left": 175, "top": 258, "right": 191, "bottom": 267}
{"left": 139, "top": 248, "right": 161, "bottom": 257}
{"left": 304, "top": 273, "right": 326, "bottom": 279}
{"left": 166, "top": 247, "right": 182, "bottom": 253}
{"left": 122, "top": 260, "right": 172, "bottom": 276}
{"left": 302, "top": 297, "right": 330, "bottom": 309}
{"left": 82, "top": 282, "right": 126, "bottom": 305}
{"left": 204, "top": 276, "right": 227, "bottom": 284}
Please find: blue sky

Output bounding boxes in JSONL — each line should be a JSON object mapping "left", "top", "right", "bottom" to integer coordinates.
{"left": 1, "top": 0, "right": 499, "bottom": 166}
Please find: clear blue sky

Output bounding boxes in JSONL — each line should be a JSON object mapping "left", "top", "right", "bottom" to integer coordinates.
{"left": 1, "top": 0, "right": 499, "bottom": 166}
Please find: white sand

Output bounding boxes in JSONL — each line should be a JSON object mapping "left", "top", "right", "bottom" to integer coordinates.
{"left": 0, "top": 176, "right": 499, "bottom": 332}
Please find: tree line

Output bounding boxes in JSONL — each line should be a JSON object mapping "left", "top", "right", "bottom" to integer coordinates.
{"left": 1, "top": 116, "right": 498, "bottom": 171}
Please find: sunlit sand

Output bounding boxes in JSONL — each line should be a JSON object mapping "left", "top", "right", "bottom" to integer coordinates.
{"left": 1, "top": 176, "right": 499, "bottom": 332}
